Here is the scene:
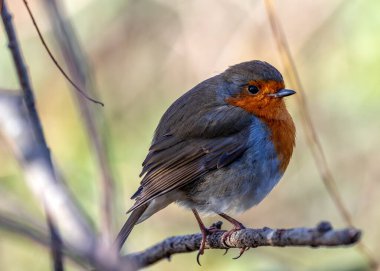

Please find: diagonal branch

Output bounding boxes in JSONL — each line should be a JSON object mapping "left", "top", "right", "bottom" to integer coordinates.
{"left": 21, "top": 0, "right": 104, "bottom": 106}
{"left": 0, "top": 92, "right": 96, "bottom": 258}
{"left": 2, "top": 2, "right": 63, "bottom": 269}
{"left": 123, "top": 222, "right": 361, "bottom": 269}
{"left": 1, "top": 2, "right": 49, "bottom": 158}
{"left": 40, "top": 0, "right": 116, "bottom": 245}
{"left": 0, "top": 92, "right": 127, "bottom": 270}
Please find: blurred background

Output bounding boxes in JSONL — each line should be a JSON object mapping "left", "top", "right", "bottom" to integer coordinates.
{"left": 1, "top": 0, "right": 379, "bottom": 270}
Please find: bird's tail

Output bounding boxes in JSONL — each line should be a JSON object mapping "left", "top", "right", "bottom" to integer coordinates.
{"left": 115, "top": 203, "right": 149, "bottom": 250}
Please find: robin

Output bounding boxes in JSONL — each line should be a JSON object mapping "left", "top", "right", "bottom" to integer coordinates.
{"left": 116, "top": 60, "right": 296, "bottom": 263}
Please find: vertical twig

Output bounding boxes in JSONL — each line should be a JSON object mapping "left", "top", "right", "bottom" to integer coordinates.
{"left": 1, "top": 2, "right": 63, "bottom": 270}
{"left": 263, "top": 0, "right": 378, "bottom": 269}
{"left": 47, "top": 212, "right": 64, "bottom": 271}
{"left": 39, "top": 0, "right": 115, "bottom": 245}
{"left": 1, "top": 1, "right": 49, "bottom": 156}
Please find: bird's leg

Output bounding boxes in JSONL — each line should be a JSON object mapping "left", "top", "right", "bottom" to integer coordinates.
{"left": 192, "top": 209, "right": 220, "bottom": 265}
{"left": 218, "top": 213, "right": 249, "bottom": 259}
{"left": 219, "top": 213, "right": 246, "bottom": 231}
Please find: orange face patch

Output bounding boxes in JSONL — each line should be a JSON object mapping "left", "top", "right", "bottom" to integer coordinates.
{"left": 226, "top": 80, "right": 295, "bottom": 173}
{"left": 226, "top": 80, "right": 285, "bottom": 118}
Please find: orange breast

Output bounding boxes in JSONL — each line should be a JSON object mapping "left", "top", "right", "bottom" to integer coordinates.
{"left": 262, "top": 115, "right": 295, "bottom": 173}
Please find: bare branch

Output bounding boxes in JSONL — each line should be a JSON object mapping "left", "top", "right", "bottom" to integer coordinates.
{"left": 0, "top": 92, "right": 96, "bottom": 256}
{"left": 122, "top": 222, "right": 360, "bottom": 269}
{"left": 2, "top": 2, "right": 64, "bottom": 268}
{"left": 46, "top": 212, "right": 64, "bottom": 271}
{"left": 0, "top": 92, "right": 132, "bottom": 270}
{"left": 21, "top": 0, "right": 104, "bottom": 106}
{"left": 41, "top": 0, "right": 116, "bottom": 245}
{"left": 1, "top": 2, "right": 50, "bottom": 158}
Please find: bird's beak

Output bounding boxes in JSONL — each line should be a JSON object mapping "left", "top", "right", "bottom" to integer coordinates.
{"left": 268, "top": 88, "right": 296, "bottom": 98}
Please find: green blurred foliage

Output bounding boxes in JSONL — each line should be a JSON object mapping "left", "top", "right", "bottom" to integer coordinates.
{"left": 0, "top": 0, "right": 379, "bottom": 270}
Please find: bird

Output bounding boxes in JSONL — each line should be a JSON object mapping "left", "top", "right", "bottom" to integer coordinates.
{"left": 116, "top": 60, "right": 296, "bottom": 263}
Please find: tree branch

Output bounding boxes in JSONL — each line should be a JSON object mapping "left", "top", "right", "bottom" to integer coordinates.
{"left": 123, "top": 222, "right": 361, "bottom": 269}
{"left": 0, "top": 92, "right": 129, "bottom": 270}
{"left": 40, "top": 0, "right": 116, "bottom": 245}
{"left": 2, "top": 2, "right": 62, "bottom": 269}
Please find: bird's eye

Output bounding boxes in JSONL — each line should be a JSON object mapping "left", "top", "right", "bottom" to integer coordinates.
{"left": 247, "top": 85, "right": 259, "bottom": 95}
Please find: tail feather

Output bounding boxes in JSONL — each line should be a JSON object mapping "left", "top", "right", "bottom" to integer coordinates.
{"left": 115, "top": 203, "right": 149, "bottom": 250}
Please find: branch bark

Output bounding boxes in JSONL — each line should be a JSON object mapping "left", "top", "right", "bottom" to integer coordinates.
{"left": 123, "top": 222, "right": 361, "bottom": 269}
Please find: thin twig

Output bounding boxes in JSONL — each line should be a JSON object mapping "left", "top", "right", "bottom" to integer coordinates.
{"left": 263, "top": 0, "right": 378, "bottom": 269}
{"left": 21, "top": 0, "right": 104, "bottom": 107}
{"left": 41, "top": 0, "right": 115, "bottom": 246}
{"left": 47, "top": 212, "right": 65, "bottom": 271}
{"left": 0, "top": 210, "right": 50, "bottom": 247}
{"left": 123, "top": 221, "right": 361, "bottom": 269}
{"left": 0, "top": 92, "right": 96, "bottom": 259}
{"left": 1, "top": 3, "right": 64, "bottom": 270}
{"left": 1, "top": 2, "right": 49, "bottom": 157}
{"left": 0, "top": 210, "right": 90, "bottom": 270}
{"left": 0, "top": 92, "right": 131, "bottom": 270}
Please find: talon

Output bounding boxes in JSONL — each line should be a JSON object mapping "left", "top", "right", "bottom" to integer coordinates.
{"left": 233, "top": 247, "right": 249, "bottom": 260}
{"left": 196, "top": 251, "right": 203, "bottom": 266}
{"left": 197, "top": 230, "right": 207, "bottom": 266}
{"left": 223, "top": 248, "right": 229, "bottom": 255}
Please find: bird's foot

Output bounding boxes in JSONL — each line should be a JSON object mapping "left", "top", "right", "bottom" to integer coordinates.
{"left": 221, "top": 225, "right": 249, "bottom": 259}
{"left": 221, "top": 222, "right": 246, "bottom": 244}
{"left": 218, "top": 213, "right": 248, "bottom": 259}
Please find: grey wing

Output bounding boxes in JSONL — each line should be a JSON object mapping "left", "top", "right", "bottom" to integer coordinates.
{"left": 128, "top": 128, "right": 250, "bottom": 212}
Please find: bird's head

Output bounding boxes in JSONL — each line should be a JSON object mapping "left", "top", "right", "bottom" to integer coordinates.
{"left": 222, "top": 60, "right": 296, "bottom": 120}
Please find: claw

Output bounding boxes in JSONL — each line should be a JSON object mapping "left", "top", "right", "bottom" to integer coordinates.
{"left": 232, "top": 247, "right": 250, "bottom": 260}
{"left": 196, "top": 229, "right": 207, "bottom": 266}
{"left": 218, "top": 213, "right": 249, "bottom": 260}
{"left": 196, "top": 251, "right": 203, "bottom": 266}
{"left": 223, "top": 248, "right": 229, "bottom": 255}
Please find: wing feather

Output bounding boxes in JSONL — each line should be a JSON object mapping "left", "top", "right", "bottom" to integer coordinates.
{"left": 128, "top": 128, "right": 250, "bottom": 213}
